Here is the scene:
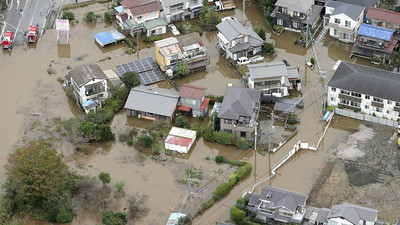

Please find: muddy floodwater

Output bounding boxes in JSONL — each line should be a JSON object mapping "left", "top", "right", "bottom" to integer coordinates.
{"left": 0, "top": 1, "right": 396, "bottom": 225}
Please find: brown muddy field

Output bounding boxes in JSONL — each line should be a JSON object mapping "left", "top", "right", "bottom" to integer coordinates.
{"left": 1, "top": 1, "right": 398, "bottom": 225}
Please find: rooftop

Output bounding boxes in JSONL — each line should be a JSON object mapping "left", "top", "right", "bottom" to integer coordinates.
{"left": 275, "top": 0, "right": 314, "bottom": 14}
{"left": 143, "top": 18, "right": 167, "bottom": 30}
{"left": 65, "top": 64, "right": 107, "bottom": 87}
{"left": 358, "top": 24, "right": 395, "bottom": 41}
{"left": 326, "top": 0, "right": 365, "bottom": 21}
{"left": 327, "top": 61, "right": 400, "bottom": 102}
{"left": 180, "top": 84, "right": 206, "bottom": 99}
{"left": 216, "top": 19, "right": 250, "bottom": 41}
{"left": 121, "top": 0, "right": 161, "bottom": 16}
{"left": 218, "top": 86, "right": 261, "bottom": 120}
{"left": 176, "top": 32, "right": 203, "bottom": 47}
{"left": 367, "top": 7, "right": 400, "bottom": 25}
{"left": 332, "top": 0, "right": 379, "bottom": 11}
{"left": 327, "top": 202, "right": 379, "bottom": 224}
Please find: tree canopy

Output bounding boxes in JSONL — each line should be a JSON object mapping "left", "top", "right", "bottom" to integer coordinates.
{"left": 199, "top": 6, "right": 221, "bottom": 31}
{"left": 122, "top": 71, "right": 141, "bottom": 89}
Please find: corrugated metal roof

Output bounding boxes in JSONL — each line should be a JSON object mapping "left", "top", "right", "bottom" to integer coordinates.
{"left": 367, "top": 8, "right": 400, "bottom": 24}
{"left": 143, "top": 18, "right": 167, "bottom": 30}
{"left": 358, "top": 24, "right": 395, "bottom": 41}
{"left": 247, "top": 61, "right": 289, "bottom": 79}
{"left": 168, "top": 127, "right": 196, "bottom": 139}
{"left": 180, "top": 84, "right": 206, "bottom": 99}
{"left": 165, "top": 135, "right": 192, "bottom": 147}
{"left": 154, "top": 37, "right": 178, "bottom": 48}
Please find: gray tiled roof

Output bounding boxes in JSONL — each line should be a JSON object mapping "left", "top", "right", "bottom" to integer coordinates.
{"left": 217, "top": 19, "right": 250, "bottom": 41}
{"left": 229, "top": 42, "right": 251, "bottom": 53}
{"left": 334, "top": 0, "right": 379, "bottom": 11}
{"left": 252, "top": 186, "right": 308, "bottom": 213}
{"left": 218, "top": 86, "right": 261, "bottom": 120}
{"left": 275, "top": 0, "right": 314, "bottom": 14}
{"left": 326, "top": 0, "right": 365, "bottom": 21}
{"left": 65, "top": 64, "right": 107, "bottom": 87}
{"left": 160, "top": 0, "right": 187, "bottom": 8}
{"left": 327, "top": 203, "right": 378, "bottom": 225}
{"left": 124, "top": 86, "right": 179, "bottom": 117}
{"left": 327, "top": 61, "right": 400, "bottom": 102}
{"left": 316, "top": 208, "right": 330, "bottom": 224}
{"left": 246, "top": 26, "right": 264, "bottom": 47}
{"left": 247, "top": 61, "right": 289, "bottom": 79}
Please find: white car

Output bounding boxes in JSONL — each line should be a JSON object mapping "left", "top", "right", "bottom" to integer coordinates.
{"left": 222, "top": 16, "right": 237, "bottom": 21}
{"left": 168, "top": 24, "right": 180, "bottom": 36}
{"left": 237, "top": 57, "right": 251, "bottom": 66}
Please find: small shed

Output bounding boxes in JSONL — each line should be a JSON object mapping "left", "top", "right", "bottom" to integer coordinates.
{"left": 165, "top": 127, "right": 197, "bottom": 154}
{"left": 94, "top": 30, "right": 125, "bottom": 47}
{"left": 144, "top": 18, "right": 167, "bottom": 37}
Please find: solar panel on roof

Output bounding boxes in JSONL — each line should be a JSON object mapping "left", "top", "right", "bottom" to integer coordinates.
{"left": 114, "top": 57, "right": 165, "bottom": 85}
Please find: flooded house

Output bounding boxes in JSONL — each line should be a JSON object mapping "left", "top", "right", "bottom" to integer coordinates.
{"left": 64, "top": 64, "right": 110, "bottom": 114}
{"left": 124, "top": 86, "right": 179, "bottom": 121}
{"left": 116, "top": 0, "right": 166, "bottom": 37}
{"left": 315, "top": 203, "right": 379, "bottom": 225}
{"left": 159, "top": 0, "right": 203, "bottom": 23}
{"left": 154, "top": 33, "right": 207, "bottom": 73}
{"left": 333, "top": 0, "right": 379, "bottom": 14}
{"left": 164, "top": 127, "right": 197, "bottom": 154}
{"left": 218, "top": 86, "right": 261, "bottom": 140}
{"left": 327, "top": 61, "right": 400, "bottom": 121}
{"left": 216, "top": 18, "right": 264, "bottom": 60}
{"left": 270, "top": 0, "right": 323, "bottom": 32}
{"left": 247, "top": 185, "right": 308, "bottom": 223}
{"left": 351, "top": 24, "right": 398, "bottom": 63}
{"left": 323, "top": 0, "right": 365, "bottom": 43}
{"left": 177, "top": 84, "right": 210, "bottom": 117}
{"left": 366, "top": 8, "right": 400, "bottom": 31}
{"left": 247, "top": 61, "right": 300, "bottom": 99}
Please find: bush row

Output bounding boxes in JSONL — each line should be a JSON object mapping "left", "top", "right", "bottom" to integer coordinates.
{"left": 206, "top": 94, "right": 224, "bottom": 104}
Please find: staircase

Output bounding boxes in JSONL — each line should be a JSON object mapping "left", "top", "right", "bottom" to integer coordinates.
{"left": 315, "top": 27, "right": 328, "bottom": 45}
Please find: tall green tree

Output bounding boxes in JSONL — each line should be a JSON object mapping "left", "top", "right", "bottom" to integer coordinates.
{"left": 98, "top": 172, "right": 111, "bottom": 185}
{"left": 199, "top": 6, "right": 221, "bottom": 31}
{"left": 122, "top": 71, "right": 141, "bottom": 89}
{"left": 253, "top": 25, "right": 266, "bottom": 41}
{"left": 174, "top": 62, "right": 190, "bottom": 78}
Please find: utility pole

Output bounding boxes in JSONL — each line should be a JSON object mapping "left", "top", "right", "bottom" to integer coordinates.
{"left": 254, "top": 122, "right": 258, "bottom": 151}
{"left": 136, "top": 26, "right": 140, "bottom": 58}
{"left": 242, "top": 0, "right": 246, "bottom": 25}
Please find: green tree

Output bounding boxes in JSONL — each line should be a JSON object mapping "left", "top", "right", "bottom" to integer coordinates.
{"left": 253, "top": 25, "right": 266, "bottom": 41}
{"left": 230, "top": 206, "right": 245, "bottom": 223}
{"left": 175, "top": 115, "right": 189, "bottom": 128}
{"left": 203, "top": 125, "right": 215, "bottom": 142}
{"left": 152, "top": 141, "right": 162, "bottom": 154}
{"left": 4, "top": 141, "right": 79, "bottom": 221}
{"left": 94, "top": 124, "right": 115, "bottom": 141}
{"left": 114, "top": 181, "right": 125, "bottom": 192}
{"left": 111, "top": 86, "right": 128, "bottom": 101}
{"left": 214, "top": 131, "right": 234, "bottom": 145}
{"left": 262, "top": 42, "right": 274, "bottom": 55}
{"left": 102, "top": 210, "right": 127, "bottom": 225}
{"left": 174, "top": 62, "right": 190, "bottom": 78}
{"left": 104, "top": 11, "right": 113, "bottom": 23}
{"left": 199, "top": 6, "right": 221, "bottom": 31}
{"left": 122, "top": 71, "right": 141, "bottom": 89}
{"left": 236, "top": 138, "right": 249, "bottom": 150}
{"left": 78, "top": 121, "right": 96, "bottom": 140}
{"left": 177, "top": 216, "right": 193, "bottom": 225}
{"left": 61, "top": 11, "right": 75, "bottom": 21}
{"left": 98, "top": 172, "right": 111, "bottom": 185}
{"left": 83, "top": 11, "right": 98, "bottom": 23}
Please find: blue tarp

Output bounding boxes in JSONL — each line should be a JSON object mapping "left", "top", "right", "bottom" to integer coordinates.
{"left": 358, "top": 24, "right": 395, "bottom": 41}
{"left": 322, "top": 111, "right": 331, "bottom": 121}
{"left": 82, "top": 99, "right": 95, "bottom": 107}
{"left": 94, "top": 31, "right": 115, "bottom": 47}
{"left": 166, "top": 213, "right": 185, "bottom": 225}
{"left": 114, "top": 6, "right": 123, "bottom": 14}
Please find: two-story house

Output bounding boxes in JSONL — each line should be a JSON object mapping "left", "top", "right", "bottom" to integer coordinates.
{"left": 315, "top": 203, "right": 379, "bottom": 225}
{"left": 64, "top": 64, "right": 109, "bottom": 114}
{"left": 117, "top": 0, "right": 166, "bottom": 37}
{"left": 159, "top": 0, "right": 203, "bottom": 23}
{"left": 216, "top": 18, "right": 264, "bottom": 60}
{"left": 178, "top": 84, "right": 210, "bottom": 117}
{"left": 351, "top": 24, "right": 398, "bottom": 63}
{"left": 247, "top": 62, "right": 300, "bottom": 99}
{"left": 328, "top": 61, "right": 400, "bottom": 120}
{"left": 247, "top": 185, "right": 308, "bottom": 223}
{"left": 154, "top": 33, "right": 207, "bottom": 72}
{"left": 334, "top": 0, "right": 379, "bottom": 14}
{"left": 324, "top": 0, "right": 365, "bottom": 43}
{"left": 367, "top": 7, "right": 400, "bottom": 31}
{"left": 270, "top": 0, "right": 323, "bottom": 32}
{"left": 218, "top": 86, "right": 261, "bottom": 140}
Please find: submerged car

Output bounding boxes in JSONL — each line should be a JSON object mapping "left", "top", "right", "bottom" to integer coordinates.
{"left": 168, "top": 24, "right": 180, "bottom": 36}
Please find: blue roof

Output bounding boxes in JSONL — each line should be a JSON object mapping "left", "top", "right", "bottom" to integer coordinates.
{"left": 82, "top": 99, "right": 95, "bottom": 107}
{"left": 94, "top": 31, "right": 115, "bottom": 46}
{"left": 358, "top": 24, "right": 395, "bottom": 41}
{"left": 114, "top": 6, "right": 123, "bottom": 14}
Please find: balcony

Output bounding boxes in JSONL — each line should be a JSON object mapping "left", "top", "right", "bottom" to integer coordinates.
{"left": 371, "top": 101, "right": 384, "bottom": 108}
{"left": 339, "top": 93, "right": 361, "bottom": 103}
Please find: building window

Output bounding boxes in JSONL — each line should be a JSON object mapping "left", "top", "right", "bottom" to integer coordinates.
{"left": 333, "top": 28, "right": 337, "bottom": 35}
{"left": 277, "top": 19, "right": 283, "bottom": 26}
{"left": 292, "top": 22, "right": 298, "bottom": 29}
{"left": 224, "top": 119, "right": 232, "bottom": 124}
{"left": 331, "top": 87, "right": 336, "bottom": 92}
{"left": 240, "top": 131, "right": 247, "bottom": 138}
{"left": 224, "top": 129, "right": 232, "bottom": 134}
{"left": 387, "top": 100, "right": 392, "bottom": 105}
{"left": 149, "top": 11, "right": 157, "bottom": 17}
{"left": 345, "top": 20, "right": 351, "bottom": 27}
{"left": 387, "top": 110, "right": 391, "bottom": 114}
{"left": 351, "top": 92, "right": 361, "bottom": 98}
{"left": 185, "top": 99, "right": 196, "bottom": 105}
{"left": 365, "top": 105, "right": 369, "bottom": 109}
{"left": 350, "top": 101, "right": 360, "bottom": 107}
{"left": 373, "top": 97, "right": 383, "bottom": 103}
{"left": 293, "top": 11, "right": 300, "bottom": 17}
{"left": 340, "top": 99, "right": 349, "bottom": 105}
{"left": 343, "top": 33, "right": 350, "bottom": 40}
{"left": 398, "top": 111, "right": 400, "bottom": 117}
{"left": 137, "top": 16, "right": 143, "bottom": 20}
{"left": 365, "top": 95, "right": 370, "bottom": 100}
{"left": 375, "top": 107, "right": 383, "bottom": 112}
{"left": 340, "top": 89, "right": 350, "bottom": 95}
{"left": 331, "top": 97, "right": 336, "bottom": 101}
{"left": 329, "top": 222, "right": 338, "bottom": 225}
{"left": 334, "top": 18, "right": 341, "bottom": 24}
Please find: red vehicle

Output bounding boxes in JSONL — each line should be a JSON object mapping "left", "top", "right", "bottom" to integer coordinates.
{"left": 2, "top": 31, "right": 14, "bottom": 49}
{"left": 27, "top": 26, "right": 38, "bottom": 43}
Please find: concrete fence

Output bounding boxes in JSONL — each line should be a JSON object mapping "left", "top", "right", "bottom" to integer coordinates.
{"left": 335, "top": 108, "right": 399, "bottom": 128}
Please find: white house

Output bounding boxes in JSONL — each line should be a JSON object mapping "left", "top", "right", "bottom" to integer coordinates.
{"left": 328, "top": 61, "right": 400, "bottom": 120}
{"left": 326, "top": 203, "right": 378, "bottom": 225}
{"left": 216, "top": 18, "right": 264, "bottom": 60}
{"left": 159, "top": 0, "right": 203, "bottom": 23}
{"left": 324, "top": 0, "right": 364, "bottom": 43}
{"left": 64, "top": 64, "right": 109, "bottom": 114}
{"left": 165, "top": 127, "right": 197, "bottom": 154}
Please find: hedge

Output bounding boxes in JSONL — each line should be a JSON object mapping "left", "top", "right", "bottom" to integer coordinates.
{"left": 214, "top": 131, "right": 234, "bottom": 145}
{"left": 230, "top": 206, "right": 245, "bottom": 223}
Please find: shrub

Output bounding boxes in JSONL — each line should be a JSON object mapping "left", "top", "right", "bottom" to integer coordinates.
{"left": 230, "top": 206, "right": 245, "bottom": 223}
{"left": 104, "top": 11, "right": 112, "bottom": 23}
{"left": 213, "top": 182, "right": 232, "bottom": 200}
{"left": 191, "top": 25, "right": 203, "bottom": 35}
{"left": 114, "top": 181, "right": 125, "bottom": 192}
{"left": 310, "top": 57, "right": 315, "bottom": 65}
{"left": 338, "top": 104, "right": 344, "bottom": 109}
{"left": 206, "top": 95, "right": 223, "bottom": 104}
{"left": 203, "top": 125, "right": 215, "bottom": 142}
{"left": 152, "top": 141, "right": 162, "bottom": 154}
{"left": 62, "top": 11, "right": 75, "bottom": 21}
{"left": 175, "top": 115, "right": 189, "bottom": 128}
{"left": 125, "top": 38, "right": 137, "bottom": 47}
{"left": 125, "top": 48, "right": 136, "bottom": 55}
{"left": 122, "top": 71, "right": 141, "bottom": 89}
{"left": 262, "top": 42, "right": 274, "bottom": 55}
{"left": 55, "top": 208, "right": 74, "bottom": 223}
{"left": 111, "top": 86, "right": 128, "bottom": 102}
{"left": 143, "top": 36, "right": 150, "bottom": 43}
{"left": 372, "top": 112, "right": 376, "bottom": 117}
{"left": 95, "top": 125, "right": 115, "bottom": 141}
{"left": 105, "top": 98, "right": 123, "bottom": 113}
{"left": 98, "top": 172, "right": 111, "bottom": 185}
{"left": 177, "top": 216, "right": 193, "bottom": 225}
{"left": 253, "top": 25, "right": 266, "bottom": 40}
{"left": 138, "top": 134, "right": 153, "bottom": 147}
{"left": 102, "top": 210, "right": 127, "bottom": 225}
{"left": 214, "top": 131, "right": 233, "bottom": 145}
{"left": 215, "top": 155, "right": 225, "bottom": 163}
{"left": 190, "top": 125, "right": 202, "bottom": 137}
{"left": 197, "top": 198, "right": 214, "bottom": 214}
{"left": 174, "top": 62, "right": 190, "bottom": 78}
{"left": 236, "top": 138, "right": 249, "bottom": 150}
{"left": 129, "top": 127, "right": 138, "bottom": 136}
{"left": 199, "top": 6, "right": 221, "bottom": 31}
{"left": 150, "top": 131, "right": 160, "bottom": 140}
{"left": 83, "top": 11, "right": 98, "bottom": 23}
